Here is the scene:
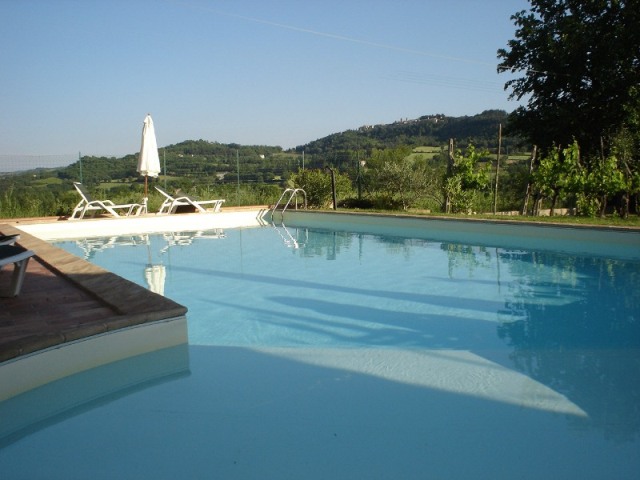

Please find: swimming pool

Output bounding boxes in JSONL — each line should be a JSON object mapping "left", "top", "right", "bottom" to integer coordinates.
{"left": 1, "top": 216, "right": 639, "bottom": 479}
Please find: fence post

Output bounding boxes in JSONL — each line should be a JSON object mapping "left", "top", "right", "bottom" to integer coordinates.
{"left": 325, "top": 167, "right": 337, "bottom": 209}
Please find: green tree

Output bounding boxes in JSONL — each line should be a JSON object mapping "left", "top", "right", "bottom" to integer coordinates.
{"left": 498, "top": 0, "right": 640, "bottom": 158}
{"left": 531, "top": 140, "right": 630, "bottom": 217}
{"left": 365, "top": 147, "right": 439, "bottom": 210}
{"left": 578, "top": 153, "right": 628, "bottom": 217}
{"left": 532, "top": 141, "right": 581, "bottom": 215}
{"left": 443, "top": 144, "right": 491, "bottom": 213}
{"left": 289, "top": 169, "right": 352, "bottom": 208}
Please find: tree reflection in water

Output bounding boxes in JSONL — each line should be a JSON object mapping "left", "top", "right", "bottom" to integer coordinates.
{"left": 293, "top": 229, "right": 640, "bottom": 442}
{"left": 496, "top": 251, "right": 640, "bottom": 443}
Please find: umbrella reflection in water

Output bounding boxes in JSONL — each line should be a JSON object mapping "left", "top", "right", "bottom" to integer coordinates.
{"left": 145, "top": 234, "right": 166, "bottom": 296}
{"left": 144, "top": 264, "right": 166, "bottom": 296}
{"left": 144, "top": 229, "right": 227, "bottom": 294}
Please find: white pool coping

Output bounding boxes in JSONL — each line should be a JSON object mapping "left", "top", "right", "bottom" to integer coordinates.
{"left": 17, "top": 208, "right": 271, "bottom": 241}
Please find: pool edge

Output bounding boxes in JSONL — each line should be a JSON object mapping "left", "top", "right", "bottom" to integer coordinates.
{"left": 281, "top": 210, "right": 640, "bottom": 259}
{"left": 0, "top": 316, "right": 188, "bottom": 402}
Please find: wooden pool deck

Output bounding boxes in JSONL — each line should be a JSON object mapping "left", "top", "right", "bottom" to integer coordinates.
{"left": 0, "top": 221, "right": 187, "bottom": 363}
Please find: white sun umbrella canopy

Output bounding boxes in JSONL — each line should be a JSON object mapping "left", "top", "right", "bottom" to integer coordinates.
{"left": 138, "top": 114, "right": 161, "bottom": 210}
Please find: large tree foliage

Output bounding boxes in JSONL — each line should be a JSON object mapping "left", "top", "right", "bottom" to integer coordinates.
{"left": 289, "top": 169, "right": 353, "bottom": 208}
{"left": 365, "top": 147, "right": 439, "bottom": 210}
{"left": 497, "top": 0, "right": 640, "bottom": 157}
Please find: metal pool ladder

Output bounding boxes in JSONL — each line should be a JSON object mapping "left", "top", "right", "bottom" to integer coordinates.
{"left": 271, "top": 188, "right": 307, "bottom": 222}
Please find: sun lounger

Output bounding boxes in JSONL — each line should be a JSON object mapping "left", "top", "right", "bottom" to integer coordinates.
{"left": 0, "top": 234, "right": 20, "bottom": 246}
{"left": 155, "top": 186, "right": 225, "bottom": 214}
{"left": 71, "top": 182, "right": 144, "bottom": 219}
{"left": 0, "top": 245, "right": 35, "bottom": 297}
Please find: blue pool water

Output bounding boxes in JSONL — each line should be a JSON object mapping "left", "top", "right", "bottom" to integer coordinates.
{"left": 1, "top": 222, "right": 639, "bottom": 479}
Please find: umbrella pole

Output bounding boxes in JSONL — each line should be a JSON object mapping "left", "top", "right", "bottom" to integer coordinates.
{"left": 144, "top": 176, "right": 149, "bottom": 214}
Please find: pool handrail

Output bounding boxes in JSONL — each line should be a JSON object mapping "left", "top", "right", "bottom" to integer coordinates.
{"left": 271, "top": 188, "right": 307, "bottom": 223}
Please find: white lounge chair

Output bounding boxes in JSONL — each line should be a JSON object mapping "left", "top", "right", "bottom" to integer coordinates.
{"left": 0, "top": 245, "right": 35, "bottom": 297}
{"left": 71, "top": 182, "right": 144, "bottom": 219}
{"left": 155, "top": 186, "right": 225, "bottom": 214}
{"left": 0, "top": 234, "right": 19, "bottom": 246}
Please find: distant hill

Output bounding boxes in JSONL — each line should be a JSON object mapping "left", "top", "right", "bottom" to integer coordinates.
{"left": 3, "top": 110, "right": 523, "bottom": 186}
{"left": 297, "top": 110, "right": 523, "bottom": 155}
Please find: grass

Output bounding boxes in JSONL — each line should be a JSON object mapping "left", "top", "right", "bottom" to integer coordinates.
{"left": 98, "top": 181, "right": 127, "bottom": 189}
{"left": 408, "top": 146, "right": 441, "bottom": 161}
{"left": 32, "top": 176, "right": 64, "bottom": 186}
{"left": 507, "top": 154, "right": 531, "bottom": 161}
{"left": 413, "top": 146, "right": 441, "bottom": 153}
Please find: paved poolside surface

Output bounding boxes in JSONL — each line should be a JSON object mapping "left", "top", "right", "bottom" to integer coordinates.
{"left": 0, "top": 219, "right": 187, "bottom": 363}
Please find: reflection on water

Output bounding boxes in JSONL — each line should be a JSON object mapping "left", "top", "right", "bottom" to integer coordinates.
{"left": 274, "top": 227, "right": 640, "bottom": 441}
{"left": 75, "top": 229, "right": 227, "bottom": 259}
{"left": 76, "top": 234, "right": 149, "bottom": 260}
{"left": 497, "top": 250, "right": 640, "bottom": 442}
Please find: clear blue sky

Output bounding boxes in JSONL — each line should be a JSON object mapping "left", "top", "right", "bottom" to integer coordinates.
{"left": 0, "top": 0, "right": 529, "bottom": 157}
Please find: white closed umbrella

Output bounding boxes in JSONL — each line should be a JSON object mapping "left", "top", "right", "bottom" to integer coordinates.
{"left": 138, "top": 114, "right": 161, "bottom": 211}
